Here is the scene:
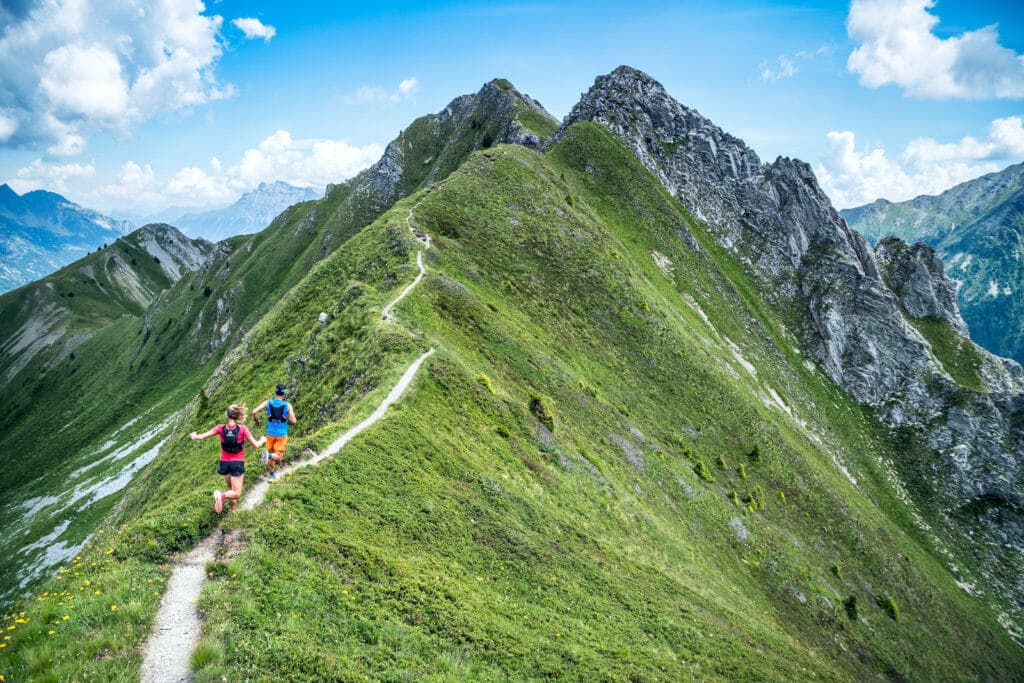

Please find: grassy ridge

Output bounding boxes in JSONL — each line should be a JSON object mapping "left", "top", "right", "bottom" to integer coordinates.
{"left": 186, "top": 127, "right": 1020, "bottom": 679}
{"left": 2, "top": 125, "right": 1021, "bottom": 680}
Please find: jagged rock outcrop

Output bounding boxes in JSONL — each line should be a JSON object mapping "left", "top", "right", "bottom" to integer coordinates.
{"left": 842, "top": 163, "right": 1024, "bottom": 368}
{"left": 557, "top": 65, "right": 1024, "bottom": 622}
{"left": 875, "top": 237, "right": 968, "bottom": 334}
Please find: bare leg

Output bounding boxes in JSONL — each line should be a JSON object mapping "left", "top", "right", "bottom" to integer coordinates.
{"left": 221, "top": 474, "right": 243, "bottom": 510}
{"left": 268, "top": 453, "right": 282, "bottom": 472}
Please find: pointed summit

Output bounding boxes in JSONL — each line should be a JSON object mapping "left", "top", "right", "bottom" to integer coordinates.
{"left": 324, "top": 77, "right": 558, "bottom": 220}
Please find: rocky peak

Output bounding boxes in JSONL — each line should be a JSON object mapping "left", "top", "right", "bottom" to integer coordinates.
{"left": 875, "top": 237, "right": 968, "bottom": 335}
{"left": 130, "top": 223, "right": 211, "bottom": 283}
{"left": 558, "top": 67, "right": 1024, "bottom": 621}
{"left": 325, "top": 78, "right": 558, "bottom": 215}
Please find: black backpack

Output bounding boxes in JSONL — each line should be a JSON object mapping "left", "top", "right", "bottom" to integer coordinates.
{"left": 221, "top": 425, "right": 244, "bottom": 453}
{"left": 267, "top": 402, "right": 287, "bottom": 423}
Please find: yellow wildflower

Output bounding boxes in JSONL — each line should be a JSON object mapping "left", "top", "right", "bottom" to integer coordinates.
{"left": 63, "top": 615, "right": 69, "bottom": 621}
{"left": 47, "top": 629, "right": 55, "bottom": 635}
{"left": 110, "top": 605, "right": 117, "bottom": 612}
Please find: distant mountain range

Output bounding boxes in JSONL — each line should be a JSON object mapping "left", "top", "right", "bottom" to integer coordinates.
{"left": 841, "top": 162, "right": 1024, "bottom": 366}
{"left": 0, "top": 181, "right": 323, "bottom": 293}
{"left": 130, "top": 181, "right": 322, "bottom": 242}
{"left": 0, "top": 184, "right": 134, "bottom": 293}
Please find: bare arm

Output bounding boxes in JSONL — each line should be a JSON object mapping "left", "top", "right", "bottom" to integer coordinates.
{"left": 288, "top": 402, "right": 297, "bottom": 425}
{"left": 245, "top": 429, "right": 266, "bottom": 448}
{"left": 254, "top": 399, "right": 269, "bottom": 412}
{"left": 190, "top": 427, "right": 219, "bottom": 440}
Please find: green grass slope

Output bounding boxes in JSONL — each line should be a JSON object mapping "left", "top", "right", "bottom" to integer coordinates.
{"left": 0, "top": 81, "right": 559, "bottom": 613}
{"left": 3, "top": 123, "right": 1020, "bottom": 680}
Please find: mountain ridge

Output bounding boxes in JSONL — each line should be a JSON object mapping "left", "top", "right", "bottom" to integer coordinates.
{"left": 1, "top": 69, "right": 1022, "bottom": 680}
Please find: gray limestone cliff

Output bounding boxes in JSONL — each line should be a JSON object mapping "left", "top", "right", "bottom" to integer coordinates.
{"left": 556, "top": 65, "right": 1024, "bottom": 624}
{"left": 874, "top": 237, "right": 968, "bottom": 335}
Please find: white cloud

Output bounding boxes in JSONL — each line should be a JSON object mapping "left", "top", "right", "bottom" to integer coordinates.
{"left": 759, "top": 46, "right": 831, "bottom": 82}
{"left": 40, "top": 44, "right": 130, "bottom": 121}
{"left": 0, "top": 112, "right": 17, "bottom": 142}
{"left": 344, "top": 77, "right": 420, "bottom": 105}
{"left": 77, "top": 130, "right": 383, "bottom": 213}
{"left": 232, "top": 17, "right": 276, "bottom": 42}
{"left": 847, "top": 0, "right": 1024, "bottom": 99}
{"left": 760, "top": 56, "right": 797, "bottom": 81}
{"left": 8, "top": 159, "right": 96, "bottom": 195}
{"left": 816, "top": 116, "right": 1024, "bottom": 208}
{"left": 0, "top": 0, "right": 237, "bottom": 154}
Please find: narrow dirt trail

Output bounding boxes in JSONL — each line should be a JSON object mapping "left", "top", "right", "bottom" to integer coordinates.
{"left": 141, "top": 196, "right": 435, "bottom": 683}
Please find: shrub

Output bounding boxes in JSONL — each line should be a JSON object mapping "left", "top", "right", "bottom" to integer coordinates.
{"left": 844, "top": 595, "right": 858, "bottom": 621}
{"left": 830, "top": 564, "right": 842, "bottom": 580}
{"left": 749, "top": 444, "right": 762, "bottom": 464}
{"left": 730, "top": 490, "right": 740, "bottom": 506}
{"left": 205, "top": 560, "right": 229, "bottom": 579}
{"left": 529, "top": 394, "right": 554, "bottom": 432}
{"left": 717, "top": 455, "right": 727, "bottom": 469}
{"left": 694, "top": 460, "right": 713, "bottom": 482}
{"left": 474, "top": 373, "right": 495, "bottom": 394}
{"left": 203, "top": 285, "right": 212, "bottom": 297}
{"left": 737, "top": 463, "right": 747, "bottom": 479}
{"left": 777, "top": 490, "right": 786, "bottom": 504}
{"left": 566, "top": 194, "right": 575, "bottom": 207}
{"left": 495, "top": 425, "right": 511, "bottom": 438}
{"left": 879, "top": 594, "right": 899, "bottom": 621}
{"left": 190, "top": 638, "right": 223, "bottom": 669}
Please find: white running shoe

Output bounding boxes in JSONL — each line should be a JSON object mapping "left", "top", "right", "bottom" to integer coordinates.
{"left": 213, "top": 490, "right": 223, "bottom": 513}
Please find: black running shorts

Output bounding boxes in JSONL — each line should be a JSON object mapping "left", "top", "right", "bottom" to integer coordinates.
{"left": 218, "top": 460, "right": 245, "bottom": 476}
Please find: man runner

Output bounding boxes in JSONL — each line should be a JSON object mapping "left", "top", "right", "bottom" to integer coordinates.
{"left": 254, "top": 383, "right": 297, "bottom": 479}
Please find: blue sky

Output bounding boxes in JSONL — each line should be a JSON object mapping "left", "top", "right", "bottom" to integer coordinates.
{"left": 1, "top": 0, "right": 1023, "bottom": 214}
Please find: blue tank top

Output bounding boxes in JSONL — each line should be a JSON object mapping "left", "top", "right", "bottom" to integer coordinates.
{"left": 266, "top": 398, "right": 289, "bottom": 437}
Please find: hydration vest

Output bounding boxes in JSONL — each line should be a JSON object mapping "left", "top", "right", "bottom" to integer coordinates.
{"left": 267, "top": 401, "right": 288, "bottom": 423}
{"left": 221, "top": 424, "right": 244, "bottom": 453}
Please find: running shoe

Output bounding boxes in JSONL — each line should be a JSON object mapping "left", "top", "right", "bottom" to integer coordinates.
{"left": 213, "top": 490, "right": 223, "bottom": 513}
{"left": 260, "top": 448, "right": 269, "bottom": 466}
{"left": 268, "top": 471, "right": 277, "bottom": 480}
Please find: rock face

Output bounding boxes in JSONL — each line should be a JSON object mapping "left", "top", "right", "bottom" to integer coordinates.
{"left": 131, "top": 224, "right": 212, "bottom": 283}
{"left": 875, "top": 237, "right": 968, "bottom": 334}
{"left": 557, "top": 65, "right": 1024, "bottom": 622}
{"left": 842, "top": 163, "right": 1024, "bottom": 368}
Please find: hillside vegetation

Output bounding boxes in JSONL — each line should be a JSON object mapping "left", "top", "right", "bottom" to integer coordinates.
{"left": 2, "top": 123, "right": 1020, "bottom": 680}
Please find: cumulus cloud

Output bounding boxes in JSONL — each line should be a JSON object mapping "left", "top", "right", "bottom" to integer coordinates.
{"left": 344, "top": 77, "right": 420, "bottom": 105}
{"left": 76, "top": 130, "right": 384, "bottom": 212}
{"left": 816, "top": 116, "right": 1024, "bottom": 208}
{"left": 232, "top": 17, "right": 276, "bottom": 42}
{"left": 0, "top": 0, "right": 240, "bottom": 154}
{"left": 847, "top": 0, "right": 1024, "bottom": 99}
{"left": 8, "top": 158, "right": 96, "bottom": 195}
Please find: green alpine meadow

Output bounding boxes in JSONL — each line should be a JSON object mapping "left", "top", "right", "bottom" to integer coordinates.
{"left": 2, "top": 66, "right": 1023, "bottom": 682}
